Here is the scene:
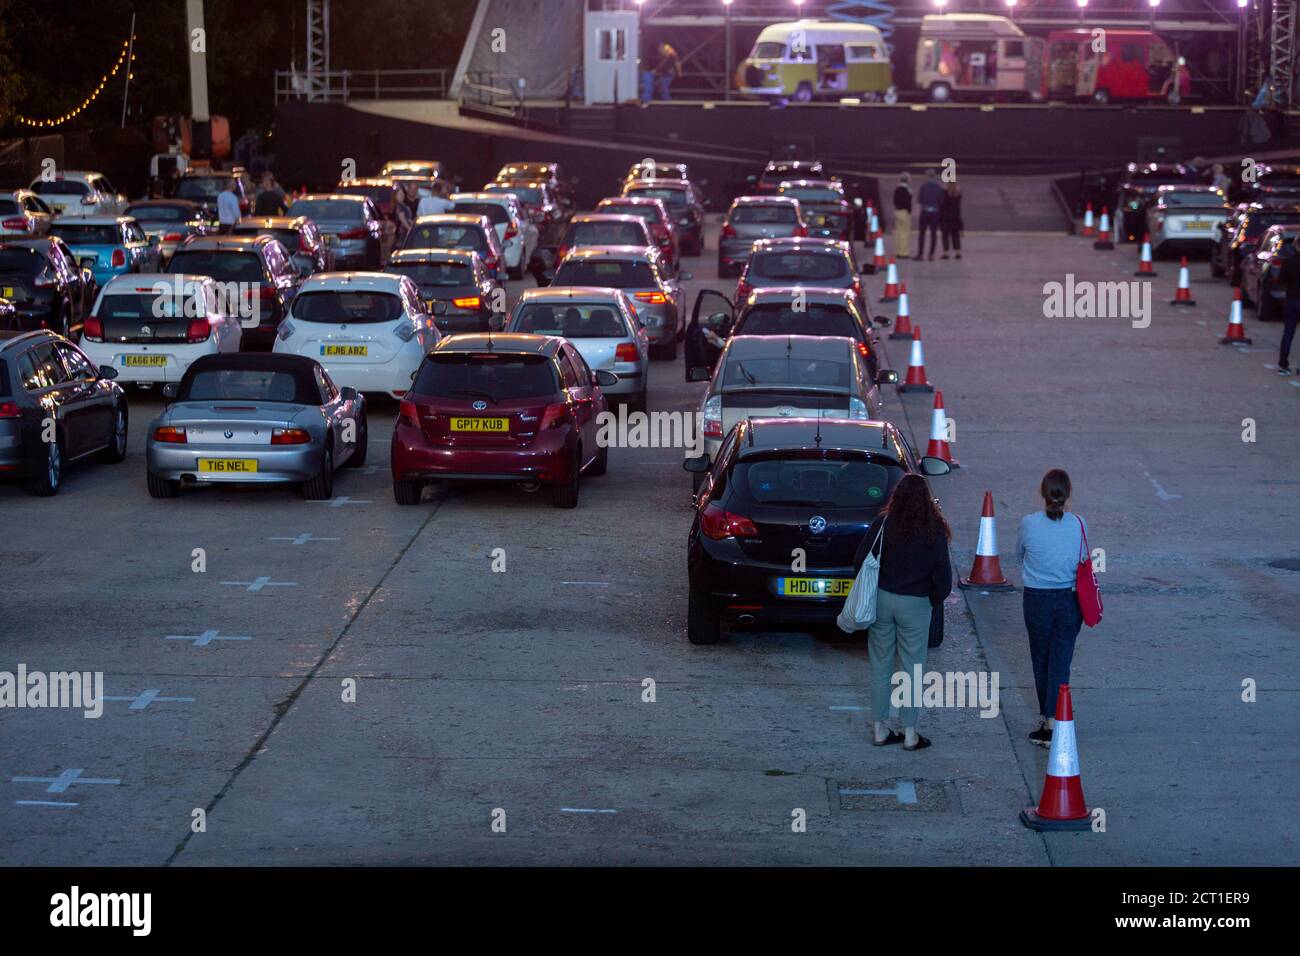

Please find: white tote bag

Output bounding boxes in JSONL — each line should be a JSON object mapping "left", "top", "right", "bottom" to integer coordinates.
{"left": 836, "top": 520, "right": 886, "bottom": 634}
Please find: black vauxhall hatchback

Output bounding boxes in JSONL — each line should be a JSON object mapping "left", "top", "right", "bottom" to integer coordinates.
{"left": 683, "top": 417, "right": 950, "bottom": 645}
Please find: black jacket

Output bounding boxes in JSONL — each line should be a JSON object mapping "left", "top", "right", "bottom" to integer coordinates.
{"left": 893, "top": 186, "right": 912, "bottom": 213}
{"left": 852, "top": 515, "right": 953, "bottom": 607}
{"left": 1279, "top": 250, "right": 1300, "bottom": 299}
{"left": 940, "top": 192, "right": 962, "bottom": 230}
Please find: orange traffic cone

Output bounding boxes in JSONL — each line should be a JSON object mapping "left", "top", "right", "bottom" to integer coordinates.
{"left": 1020, "top": 685, "right": 1092, "bottom": 831}
{"left": 959, "top": 492, "right": 1013, "bottom": 590}
{"left": 890, "top": 282, "right": 913, "bottom": 340}
{"left": 868, "top": 235, "right": 886, "bottom": 274}
{"left": 1170, "top": 256, "right": 1195, "bottom": 306}
{"left": 1220, "top": 287, "right": 1252, "bottom": 344}
{"left": 897, "top": 324, "right": 933, "bottom": 393}
{"left": 880, "top": 256, "right": 900, "bottom": 301}
{"left": 1081, "top": 203, "right": 1095, "bottom": 237}
{"left": 1134, "top": 233, "right": 1157, "bottom": 276}
{"left": 925, "top": 391, "right": 959, "bottom": 467}
{"left": 872, "top": 209, "right": 883, "bottom": 241}
{"left": 1092, "top": 207, "right": 1114, "bottom": 250}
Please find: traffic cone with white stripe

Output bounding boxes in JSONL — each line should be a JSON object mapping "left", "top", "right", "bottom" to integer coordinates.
{"left": 890, "top": 282, "right": 913, "bottom": 340}
{"left": 959, "top": 491, "right": 1013, "bottom": 590}
{"left": 1170, "top": 256, "right": 1195, "bottom": 306}
{"left": 880, "top": 256, "right": 900, "bottom": 302}
{"left": 1081, "top": 203, "right": 1095, "bottom": 237}
{"left": 925, "top": 391, "right": 959, "bottom": 467}
{"left": 1134, "top": 233, "right": 1157, "bottom": 276}
{"left": 868, "top": 235, "right": 886, "bottom": 274}
{"left": 1020, "top": 685, "right": 1092, "bottom": 831}
{"left": 869, "top": 208, "right": 881, "bottom": 241}
{"left": 1220, "top": 287, "right": 1252, "bottom": 344}
{"left": 897, "top": 324, "right": 933, "bottom": 393}
{"left": 1092, "top": 207, "right": 1114, "bottom": 250}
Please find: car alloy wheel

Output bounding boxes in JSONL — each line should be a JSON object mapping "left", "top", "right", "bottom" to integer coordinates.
{"left": 27, "top": 437, "right": 61, "bottom": 496}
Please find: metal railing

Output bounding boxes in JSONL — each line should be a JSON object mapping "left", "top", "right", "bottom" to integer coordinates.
{"left": 458, "top": 71, "right": 526, "bottom": 118}
{"left": 274, "top": 68, "right": 448, "bottom": 104}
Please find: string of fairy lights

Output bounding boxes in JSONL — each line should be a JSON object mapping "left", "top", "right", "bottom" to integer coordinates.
{"left": 13, "top": 35, "right": 136, "bottom": 128}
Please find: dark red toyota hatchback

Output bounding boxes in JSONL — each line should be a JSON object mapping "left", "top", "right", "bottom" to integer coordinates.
{"left": 391, "top": 333, "right": 617, "bottom": 508}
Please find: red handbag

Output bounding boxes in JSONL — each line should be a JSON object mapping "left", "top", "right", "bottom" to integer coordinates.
{"left": 1075, "top": 515, "right": 1103, "bottom": 627}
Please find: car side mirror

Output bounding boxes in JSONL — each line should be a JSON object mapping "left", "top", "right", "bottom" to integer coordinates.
{"left": 98, "top": 365, "right": 118, "bottom": 380}
{"left": 687, "top": 366, "right": 712, "bottom": 382}
{"left": 340, "top": 386, "right": 358, "bottom": 401}
{"left": 683, "top": 455, "right": 710, "bottom": 473}
{"left": 920, "top": 456, "right": 952, "bottom": 477}
{"left": 678, "top": 270, "right": 694, "bottom": 281}
{"left": 410, "top": 370, "right": 418, "bottom": 382}
{"left": 875, "top": 369, "right": 899, "bottom": 386}
{"left": 594, "top": 369, "right": 619, "bottom": 388}
{"left": 161, "top": 382, "right": 179, "bottom": 401}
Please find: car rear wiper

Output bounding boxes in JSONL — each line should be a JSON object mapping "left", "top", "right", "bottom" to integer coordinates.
{"left": 735, "top": 362, "right": 757, "bottom": 385}
{"left": 447, "top": 388, "right": 497, "bottom": 405}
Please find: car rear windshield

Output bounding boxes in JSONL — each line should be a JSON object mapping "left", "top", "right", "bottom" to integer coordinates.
{"left": 292, "top": 290, "right": 403, "bottom": 323}
{"left": 335, "top": 185, "right": 391, "bottom": 204}
{"left": 1160, "top": 192, "right": 1225, "bottom": 208}
{"left": 51, "top": 224, "right": 119, "bottom": 245}
{"left": 406, "top": 223, "right": 487, "bottom": 252}
{"left": 567, "top": 222, "right": 646, "bottom": 246}
{"left": 168, "top": 250, "right": 265, "bottom": 282}
{"left": 730, "top": 455, "right": 904, "bottom": 509}
{"left": 486, "top": 185, "right": 540, "bottom": 204}
{"left": 287, "top": 199, "right": 363, "bottom": 222}
{"left": 734, "top": 304, "right": 857, "bottom": 338}
{"left": 31, "top": 180, "right": 89, "bottom": 196}
{"left": 0, "top": 249, "right": 44, "bottom": 274}
{"left": 99, "top": 291, "right": 201, "bottom": 320}
{"left": 0, "top": 200, "right": 20, "bottom": 216}
{"left": 779, "top": 187, "right": 841, "bottom": 203}
{"left": 731, "top": 205, "right": 798, "bottom": 224}
{"left": 602, "top": 203, "right": 661, "bottom": 223}
{"left": 510, "top": 302, "right": 629, "bottom": 338}
{"left": 451, "top": 202, "right": 509, "bottom": 225}
{"left": 414, "top": 352, "right": 556, "bottom": 400}
{"left": 552, "top": 259, "right": 655, "bottom": 288}
{"left": 233, "top": 225, "right": 299, "bottom": 248}
{"left": 750, "top": 253, "right": 848, "bottom": 281}
{"left": 626, "top": 188, "right": 686, "bottom": 208}
{"left": 126, "top": 204, "right": 188, "bottom": 221}
{"left": 182, "top": 368, "right": 304, "bottom": 402}
{"left": 721, "top": 355, "right": 850, "bottom": 389}
{"left": 176, "top": 177, "right": 231, "bottom": 200}
{"left": 387, "top": 262, "right": 473, "bottom": 287}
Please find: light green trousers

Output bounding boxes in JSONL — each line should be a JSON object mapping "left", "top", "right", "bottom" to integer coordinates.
{"left": 867, "top": 589, "right": 933, "bottom": 729}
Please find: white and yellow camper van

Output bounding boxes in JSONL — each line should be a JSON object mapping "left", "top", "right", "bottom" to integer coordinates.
{"left": 736, "top": 19, "right": 895, "bottom": 103}
{"left": 915, "top": 14, "right": 1046, "bottom": 102}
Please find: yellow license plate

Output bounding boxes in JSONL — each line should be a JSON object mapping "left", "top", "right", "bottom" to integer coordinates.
{"left": 2, "top": 287, "right": 13, "bottom": 298}
{"left": 1186, "top": 221, "right": 1211, "bottom": 231}
{"left": 198, "top": 458, "right": 258, "bottom": 473}
{"left": 322, "top": 345, "right": 367, "bottom": 357}
{"left": 778, "top": 577, "right": 854, "bottom": 597}
{"left": 122, "top": 354, "right": 167, "bottom": 367}
{"left": 451, "top": 417, "right": 508, "bottom": 432}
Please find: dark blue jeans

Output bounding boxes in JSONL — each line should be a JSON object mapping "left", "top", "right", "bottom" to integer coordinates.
{"left": 1024, "top": 587, "right": 1082, "bottom": 719}
{"left": 1280, "top": 298, "right": 1300, "bottom": 369}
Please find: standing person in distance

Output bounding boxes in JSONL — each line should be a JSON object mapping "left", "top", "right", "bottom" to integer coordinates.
{"left": 916, "top": 168, "right": 944, "bottom": 261}
{"left": 892, "top": 172, "right": 913, "bottom": 260}
{"left": 216, "top": 180, "right": 241, "bottom": 235}
{"left": 940, "top": 180, "right": 963, "bottom": 260}
{"left": 1275, "top": 234, "right": 1300, "bottom": 375}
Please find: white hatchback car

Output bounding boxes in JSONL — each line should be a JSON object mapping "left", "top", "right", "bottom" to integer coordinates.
{"left": 274, "top": 272, "right": 441, "bottom": 399}
{"left": 28, "top": 171, "right": 128, "bottom": 219}
{"left": 449, "top": 192, "right": 539, "bottom": 279}
{"left": 80, "top": 274, "right": 243, "bottom": 385}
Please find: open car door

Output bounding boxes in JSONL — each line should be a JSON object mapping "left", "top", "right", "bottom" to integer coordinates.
{"left": 684, "top": 289, "right": 734, "bottom": 381}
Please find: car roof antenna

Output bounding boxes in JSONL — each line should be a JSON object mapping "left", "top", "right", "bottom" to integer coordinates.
{"left": 815, "top": 399, "right": 823, "bottom": 448}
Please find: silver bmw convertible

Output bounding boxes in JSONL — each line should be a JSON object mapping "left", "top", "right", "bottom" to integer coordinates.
{"left": 145, "top": 352, "right": 367, "bottom": 499}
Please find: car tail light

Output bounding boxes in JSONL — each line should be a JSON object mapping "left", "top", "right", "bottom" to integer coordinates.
{"left": 700, "top": 502, "right": 759, "bottom": 540}
{"left": 635, "top": 291, "right": 667, "bottom": 304}
{"left": 856, "top": 341, "right": 870, "bottom": 359}
{"left": 111, "top": 248, "right": 126, "bottom": 267}
{"left": 794, "top": 224, "right": 808, "bottom": 238}
{"left": 540, "top": 401, "right": 570, "bottom": 430}
{"left": 187, "top": 317, "right": 211, "bottom": 342}
{"left": 735, "top": 280, "right": 752, "bottom": 301}
{"left": 163, "top": 232, "right": 182, "bottom": 242}
{"left": 270, "top": 427, "right": 312, "bottom": 445}
{"left": 453, "top": 296, "right": 481, "bottom": 309}
{"left": 0, "top": 401, "right": 20, "bottom": 419}
{"left": 1, "top": 217, "right": 27, "bottom": 231}
{"left": 83, "top": 315, "right": 104, "bottom": 342}
{"left": 852, "top": 277, "right": 863, "bottom": 300}
{"left": 399, "top": 399, "right": 419, "bottom": 426}
{"left": 615, "top": 342, "right": 639, "bottom": 362}
{"left": 153, "top": 425, "right": 187, "bottom": 443}
{"left": 556, "top": 245, "right": 569, "bottom": 263}
{"left": 338, "top": 226, "right": 368, "bottom": 239}
{"left": 484, "top": 256, "right": 499, "bottom": 272}
{"left": 720, "top": 222, "right": 736, "bottom": 239}
{"left": 702, "top": 394, "right": 722, "bottom": 438}
{"left": 260, "top": 285, "right": 277, "bottom": 301}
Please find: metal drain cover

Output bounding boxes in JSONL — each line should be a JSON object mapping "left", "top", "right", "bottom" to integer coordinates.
{"left": 835, "top": 779, "right": 952, "bottom": 812}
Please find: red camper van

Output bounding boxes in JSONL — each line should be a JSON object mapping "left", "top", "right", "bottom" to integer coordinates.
{"left": 1046, "top": 29, "right": 1187, "bottom": 104}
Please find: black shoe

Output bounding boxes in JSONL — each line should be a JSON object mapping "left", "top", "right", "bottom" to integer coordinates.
{"left": 1279, "top": 365, "right": 1294, "bottom": 376}
{"left": 941, "top": 253, "right": 949, "bottom": 259}
{"left": 955, "top": 252, "right": 962, "bottom": 259}
{"left": 903, "top": 733, "right": 932, "bottom": 752}
{"left": 1029, "top": 723, "right": 1053, "bottom": 747}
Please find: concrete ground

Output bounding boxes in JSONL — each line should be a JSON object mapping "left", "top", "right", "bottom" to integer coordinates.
{"left": 0, "top": 219, "right": 1295, "bottom": 866}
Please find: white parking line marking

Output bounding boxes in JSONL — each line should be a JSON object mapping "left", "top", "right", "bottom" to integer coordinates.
{"left": 11, "top": 769, "right": 120, "bottom": 793}
{"left": 309, "top": 496, "right": 372, "bottom": 508}
{"left": 166, "top": 629, "right": 250, "bottom": 646}
{"left": 562, "top": 581, "right": 613, "bottom": 586}
{"left": 838, "top": 780, "right": 918, "bottom": 805}
{"left": 829, "top": 705, "right": 864, "bottom": 712}
{"left": 220, "top": 577, "right": 297, "bottom": 592}
{"left": 268, "top": 533, "right": 340, "bottom": 545}
{"left": 559, "top": 807, "right": 618, "bottom": 814}
{"left": 15, "top": 800, "right": 78, "bottom": 808}
{"left": 102, "top": 690, "right": 195, "bottom": 710}
{"left": 1141, "top": 467, "right": 1182, "bottom": 502}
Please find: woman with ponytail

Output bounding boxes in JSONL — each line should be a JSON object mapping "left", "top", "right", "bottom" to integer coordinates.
{"left": 1016, "top": 469, "right": 1088, "bottom": 747}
